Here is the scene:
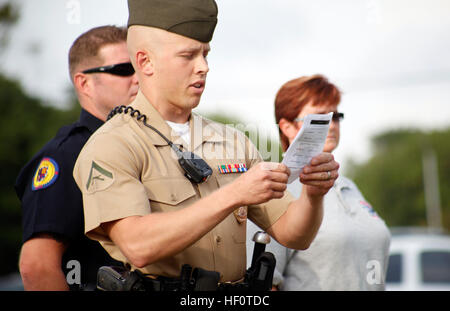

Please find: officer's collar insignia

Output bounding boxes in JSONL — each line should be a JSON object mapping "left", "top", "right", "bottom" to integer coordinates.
{"left": 218, "top": 163, "right": 247, "bottom": 174}
{"left": 86, "top": 161, "right": 114, "bottom": 193}
{"left": 32, "top": 157, "right": 59, "bottom": 191}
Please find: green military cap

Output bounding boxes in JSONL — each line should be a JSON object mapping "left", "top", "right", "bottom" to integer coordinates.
{"left": 127, "top": 0, "right": 218, "bottom": 43}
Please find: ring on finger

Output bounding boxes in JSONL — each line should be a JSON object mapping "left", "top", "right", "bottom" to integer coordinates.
{"left": 327, "top": 171, "right": 331, "bottom": 179}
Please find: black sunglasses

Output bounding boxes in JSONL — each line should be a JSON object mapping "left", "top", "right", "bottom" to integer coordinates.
{"left": 294, "top": 112, "right": 344, "bottom": 123}
{"left": 82, "top": 62, "right": 135, "bottom": 77}
{"left": 332, "top": 112, "right": 344, "bottom": 122}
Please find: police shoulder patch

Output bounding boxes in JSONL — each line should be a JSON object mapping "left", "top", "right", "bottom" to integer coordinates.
{"left": 32, "top": 157, "right": 59, "bottom": 191}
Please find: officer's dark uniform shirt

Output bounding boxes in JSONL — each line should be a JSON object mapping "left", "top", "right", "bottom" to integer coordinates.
{"left": 15, "top": 109, "right": 121, "bottom": 290}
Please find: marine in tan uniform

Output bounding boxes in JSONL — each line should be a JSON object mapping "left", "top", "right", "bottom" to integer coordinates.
{"left": 73, "top": 0, "right": 340, "bottom": 283}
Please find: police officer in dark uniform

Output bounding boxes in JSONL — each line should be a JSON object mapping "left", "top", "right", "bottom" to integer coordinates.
{"left": 15, "top": 25, "right": 139, "bottom": 290}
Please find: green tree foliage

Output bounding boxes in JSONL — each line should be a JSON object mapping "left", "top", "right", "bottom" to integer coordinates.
{"left": 0, "top": 74, "right": 80, "bottom": 275}
{"left": 0, "top": 0, "right": 76, "bottom": 277}
{"left": 0, "top": 2, "right": 19, "bottom": 50}
{"left": 346, "top": 128, "right": 450, "bottom": 231}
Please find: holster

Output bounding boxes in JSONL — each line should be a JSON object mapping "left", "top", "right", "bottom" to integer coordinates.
{"left": 191, "top": 266, "right": 220, "bottom": 291}
{"left": 245, "top": 252, "right": 276, "bottom": 291}
{"left": 97, "top": 266, "right": 145, "bottom": 291}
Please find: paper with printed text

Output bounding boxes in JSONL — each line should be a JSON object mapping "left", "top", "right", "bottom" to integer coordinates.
{"left": 282, "top": 112, "right": 333, "bottom": 184}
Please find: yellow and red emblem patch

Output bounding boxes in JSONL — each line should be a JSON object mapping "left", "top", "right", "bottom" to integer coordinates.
{"left": 32, "top": 157, "right": 59, "bottom": 191}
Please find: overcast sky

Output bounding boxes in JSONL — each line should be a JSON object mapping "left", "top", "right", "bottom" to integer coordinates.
{"left": 2, "top": 0, "right": 450, "bottom": 171}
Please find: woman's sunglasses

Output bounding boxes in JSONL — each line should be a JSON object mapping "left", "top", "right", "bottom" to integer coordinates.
{"left": 82, "top": 62, "right": 135, "bottom": 77}
{"left": 294, "top": 112, "right": 344, "bottom": 123}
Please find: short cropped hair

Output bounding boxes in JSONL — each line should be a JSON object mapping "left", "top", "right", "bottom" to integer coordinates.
{"left": 274, "top": 74, "right": 341, "bottom": 151}
{"left": 68, "top": 25, "right": 127, "bottom": 82}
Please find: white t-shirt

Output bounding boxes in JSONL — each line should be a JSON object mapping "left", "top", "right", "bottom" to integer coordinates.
{"left": 166, "top": 120, "right": 190, "bottom": 145}
{"left": 246, "top": 175, "right": 391, "bottom": 291}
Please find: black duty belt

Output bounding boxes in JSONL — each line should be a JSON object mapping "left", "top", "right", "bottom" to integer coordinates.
{"left": 97, "top": 240, "right": 276, "bottom": 292}
{"left": 141, "top": 275, "right": 248, "bottom": 292}
{"left": 139, "top": 266, "right": 249, "bottom": 291}
{"left": 141, "top": 275, "right": 185, "bottom": 291}
{"left": 97, "top": 265, "right": 250, "bottom": 291}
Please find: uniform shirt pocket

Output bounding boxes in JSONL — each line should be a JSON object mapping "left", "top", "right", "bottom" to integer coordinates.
{"left": 143, "top": 177, "right": 197, "bottom": 212}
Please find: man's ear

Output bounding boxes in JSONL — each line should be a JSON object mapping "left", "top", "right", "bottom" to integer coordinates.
{"left": 135, "top": 50, "right": 153, "bottom": 76}
{"left": 279, "top": 118, "right": 299, "bottom": 142}
{"left": 73, "top": 72, "right": 91, "bottom": 97}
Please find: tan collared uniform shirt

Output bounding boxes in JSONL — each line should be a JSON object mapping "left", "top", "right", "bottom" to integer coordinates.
{"left": 73, "top": 91, "right": 292, "bottom": 282}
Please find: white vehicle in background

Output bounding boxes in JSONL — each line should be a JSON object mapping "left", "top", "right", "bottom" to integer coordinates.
{"left": 385, "top": 227, "right": 450, "bottom": 291}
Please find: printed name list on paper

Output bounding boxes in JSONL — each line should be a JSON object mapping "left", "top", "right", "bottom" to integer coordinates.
{"left": 282, "top": 112, "right": 333, "bottom": 184}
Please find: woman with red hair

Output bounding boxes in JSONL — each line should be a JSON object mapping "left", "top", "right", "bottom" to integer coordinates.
{"left": 247, "top": 74, "right": 391, "bottom": 290}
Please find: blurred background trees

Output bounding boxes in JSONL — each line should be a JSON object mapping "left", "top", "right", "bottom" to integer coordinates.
{"left": 346, "top": 129, "right": 450, "bottom": 231}
{"left": 0, "top": 1, "right": 80, "bottom": 276}
{"left": 0, "top": 1, "right": 19, "bottom": 51}
{"left": 0, "top": 73, "right": 80, "bottom": 276}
